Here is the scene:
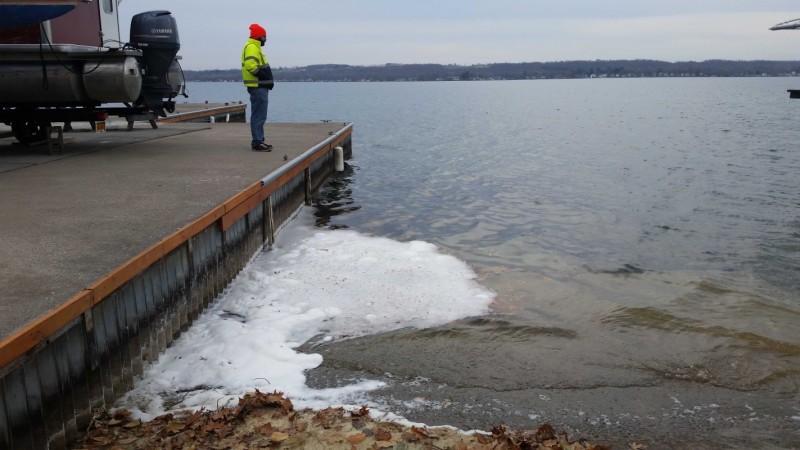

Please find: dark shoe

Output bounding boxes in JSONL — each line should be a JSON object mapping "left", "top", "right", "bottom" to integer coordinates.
{"left": 251, "top": 143, "right": 273, "bottom": 152}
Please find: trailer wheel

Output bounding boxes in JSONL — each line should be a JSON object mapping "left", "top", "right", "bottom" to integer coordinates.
{"left": 12, "top": 120, "right": 51, "bottom": 145}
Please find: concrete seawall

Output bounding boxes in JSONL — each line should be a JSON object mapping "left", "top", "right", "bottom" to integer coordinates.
{"left": 0, "top": 120, "right": 353, "bottom": 449}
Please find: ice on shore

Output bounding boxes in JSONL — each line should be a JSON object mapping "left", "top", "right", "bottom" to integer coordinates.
{"left": 119, "top": 209, "right": 495, "bottom": 419}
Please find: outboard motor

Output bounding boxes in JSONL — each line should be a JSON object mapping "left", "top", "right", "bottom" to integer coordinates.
{"left": 129, "top": 11, "right": 184, "bottom": 116}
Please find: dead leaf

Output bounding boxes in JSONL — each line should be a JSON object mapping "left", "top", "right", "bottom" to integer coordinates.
{"left": 87, "top": 436, "right": 112, "bottom": 445}
{"left": 116, "top": 437, "right": 137, "bottom": 445}
{"left": 269, "top": 431, "right": 290, "bottom": 443}
{"left": 629, "top": 443, "right": 648, "bottom": 450}
{"left": 202, "top": 419, "right": 232, "bottom": 437}
{"left": 375, "top": 429, "right": 392, "bottom": 441}
{"left": 313, "top": 407, "right": 345, "bottom": 429}
{"left": 247, "top": 390, "right": 294, "bottom": 412}
{"left": 123, "top": 420, "right": 142, "bottom": 429}
{"left": 324, "top": 432, "right": 347, "bottom": 444}
{"left": 347, "top": 432, "right": 367, "bottom": 445}
{"left": 255, "top": 423, "right": 277, "bottom": 435}
{"left": 411, "top": 426, "right": 429, "bottom": 437}
{"left": 167, "top": 421, "right": 186, "bottom": 434}
{"left": 401, "top": 430, "right": 421, "bottom": 442}
{"left": 536, "top": 423, "right": 556, "bottom": 440}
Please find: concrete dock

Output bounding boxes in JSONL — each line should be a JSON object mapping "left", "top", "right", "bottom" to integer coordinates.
{"left": 0, "top": 113, "right": 352, "bottom": 448}
{"left": 0, "top": 120, "right": 350, "bottom": 340}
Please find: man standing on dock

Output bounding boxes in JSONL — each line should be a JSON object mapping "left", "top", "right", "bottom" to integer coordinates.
{"left": 242, "top": 23, "right": 274, "bottom": 152}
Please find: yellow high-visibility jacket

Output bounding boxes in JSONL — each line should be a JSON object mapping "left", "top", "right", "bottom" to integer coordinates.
{"left": 241, "top": 38, "right": 273, "bottom": 88}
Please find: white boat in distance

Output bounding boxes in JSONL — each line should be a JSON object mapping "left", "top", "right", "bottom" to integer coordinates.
{"left": 770, "top": 17, "right": 800, "bottom": 31}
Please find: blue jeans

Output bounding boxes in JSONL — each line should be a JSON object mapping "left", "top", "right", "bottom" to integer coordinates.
{"left": 249, "top": 87, "right": 269, "bottom": 145}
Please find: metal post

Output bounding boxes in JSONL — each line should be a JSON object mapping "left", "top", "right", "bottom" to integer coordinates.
{"left": 304, "top": 168, "right": 312, "bottom": 206}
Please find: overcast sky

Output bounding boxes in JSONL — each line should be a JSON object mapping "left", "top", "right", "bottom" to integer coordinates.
{"left": 119, "top": 1, "right": 799, "bottom": 70}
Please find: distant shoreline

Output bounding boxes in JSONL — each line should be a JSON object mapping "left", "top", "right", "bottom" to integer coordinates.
{"left": 185, "top": 59, "right": 800, "bottom": 82}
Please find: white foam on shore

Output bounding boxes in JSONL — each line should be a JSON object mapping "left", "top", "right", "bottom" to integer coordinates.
{"left": 118, "top": 209, "right": 495, "bottom": 419}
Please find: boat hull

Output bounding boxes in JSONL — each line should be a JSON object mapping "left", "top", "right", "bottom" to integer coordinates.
{"left": 0, "top": 46, "right": 144, "bottom": 105}
{"left": 0, "top": 3, "right": 79, "bottom": 30}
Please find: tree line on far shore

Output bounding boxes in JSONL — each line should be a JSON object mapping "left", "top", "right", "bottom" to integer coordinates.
{"left": 185, "top": 59, "right": 800, "bottom": 82}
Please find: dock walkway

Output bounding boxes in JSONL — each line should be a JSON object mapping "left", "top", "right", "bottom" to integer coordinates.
{"left": 0, "top": 121, "right": 349, "bottom": 340}
{"left": 0, "top": 101, "right": 352, "bottom": 448}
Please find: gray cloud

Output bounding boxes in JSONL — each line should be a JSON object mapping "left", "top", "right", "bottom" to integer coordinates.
{"left": 119, "top": 1, "right": 800, "bottom": 69}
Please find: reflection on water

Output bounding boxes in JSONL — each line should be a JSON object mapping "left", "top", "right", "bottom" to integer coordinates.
{"left": 195, "top": 78, "right": 800, "bottom": 447}
{"left": 311, "top": 162, "right": 800, "bottom": 447}
{"left": 312, "top": 163, "right": 360, "bottom": 228}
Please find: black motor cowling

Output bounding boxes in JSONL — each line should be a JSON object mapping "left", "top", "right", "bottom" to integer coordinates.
{"left": 129, "top": 11, "right": 182, "bottom": 115}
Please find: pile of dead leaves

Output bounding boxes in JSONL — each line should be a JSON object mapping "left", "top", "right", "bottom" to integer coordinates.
{"left": 71, "top": 390, "right": 613, "bottom": 450}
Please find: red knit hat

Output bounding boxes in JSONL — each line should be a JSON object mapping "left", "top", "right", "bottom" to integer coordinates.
{"left": 249, "top": 23, "right": 267, "bottom": 39}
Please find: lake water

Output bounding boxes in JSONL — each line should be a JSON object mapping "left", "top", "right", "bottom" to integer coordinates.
{"left": 180, "top": 79, "right": 800, "bottom": 448}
